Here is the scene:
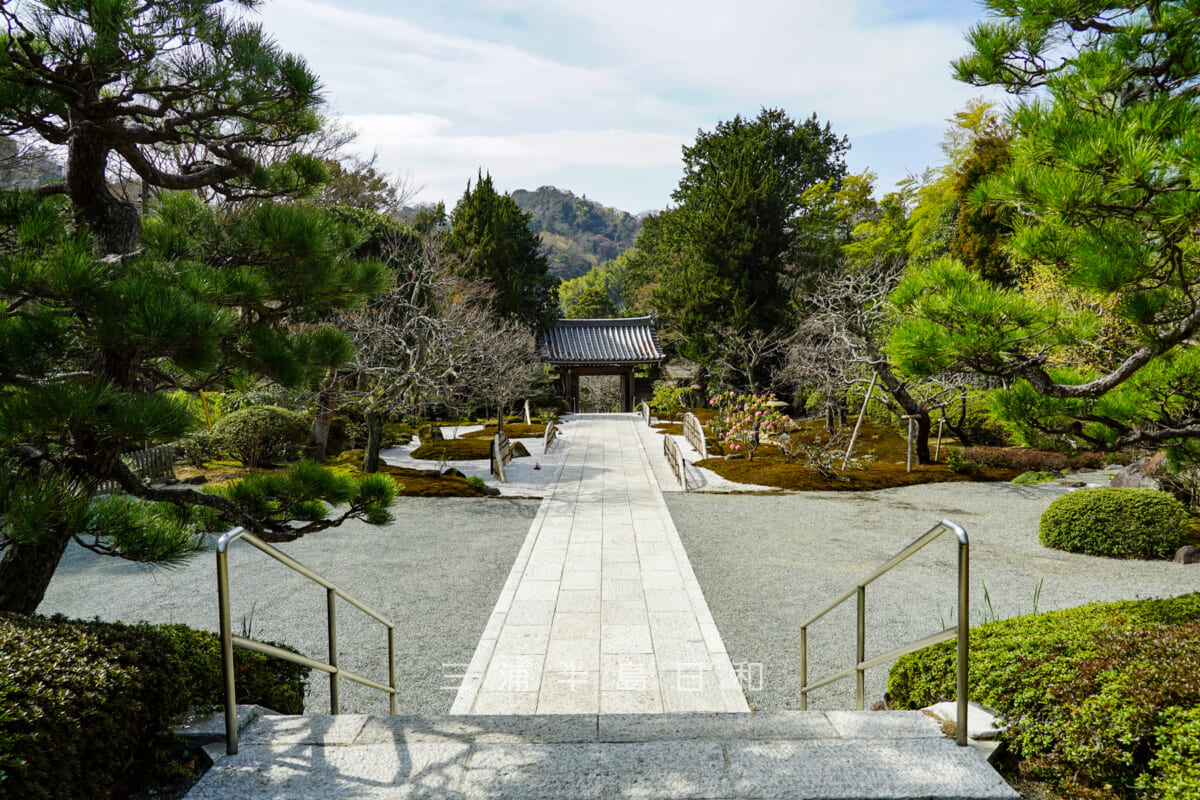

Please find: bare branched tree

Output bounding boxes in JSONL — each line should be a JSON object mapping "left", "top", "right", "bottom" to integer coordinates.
{"left": 335, "top": 235, "right": 460, "bottom": 471}
{"left": 785, "top": 260, "right": 968, "bottom": 463}
{"left": 711, "top": 326, "right": 794, "bottom": 396}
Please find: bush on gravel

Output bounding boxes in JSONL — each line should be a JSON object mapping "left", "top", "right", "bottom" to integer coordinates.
{"left": 1039, "top": 487, "right": 1190, "bottom": 559}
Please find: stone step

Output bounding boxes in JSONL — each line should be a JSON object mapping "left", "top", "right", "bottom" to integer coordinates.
{"left": 184, "top": 710, "right": 1018, "bottom": 799}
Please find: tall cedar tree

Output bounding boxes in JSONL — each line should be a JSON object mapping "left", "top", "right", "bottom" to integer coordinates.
{"left": 950, "top": 135, "right": 1015, "bottom": 285}
{"left": 444, "top": 172, "right": 559, "bottom": 332}
{"left": 0, "top": 0, "right": 327, "bottom": 255}
{"left": 890, "top": 1, "right": 1200, "bottom": 457}
{"left": 646, "top": 108, "right": 847, "bottom": 384}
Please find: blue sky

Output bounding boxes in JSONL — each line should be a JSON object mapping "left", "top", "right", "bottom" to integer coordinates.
{"left": 257, "top": 0, "right": 1004, "bottom": 215}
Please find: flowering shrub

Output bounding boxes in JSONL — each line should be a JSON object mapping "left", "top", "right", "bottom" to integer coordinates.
{"left": 706, "top": 392, "right": 789, "bottom": 461}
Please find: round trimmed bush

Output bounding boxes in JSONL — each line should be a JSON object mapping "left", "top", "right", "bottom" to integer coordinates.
{"left": 211, "top": 405, "right": 309, "bottom": 467}
{"left": 1038, "top": 487, "right": 1191, "bottom": 559}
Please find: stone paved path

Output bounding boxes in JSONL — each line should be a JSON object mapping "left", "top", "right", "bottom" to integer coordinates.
{"left": 451, "top": 414, "right": 749, "bottom": 714}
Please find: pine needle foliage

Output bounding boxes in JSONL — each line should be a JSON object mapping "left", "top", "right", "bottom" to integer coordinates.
{"left": 889, "top": 1, "right": 1200, "bottom": 456}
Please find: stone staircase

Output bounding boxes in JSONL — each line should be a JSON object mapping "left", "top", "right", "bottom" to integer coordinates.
{"left": 181, "top": 708, "right": 1018, "bottom": 799}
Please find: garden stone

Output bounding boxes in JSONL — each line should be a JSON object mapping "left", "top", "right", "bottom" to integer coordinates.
{"left": 1110, "top": 453, "right": 1164, "bottom": 489}
{"left": 443, "top": 468, "right": 467, "bottom": 478}
{"left": 510, "top": 441, "right": 530, "bottom": 458}
{"left": 482, "top": 485, "right": 502, "bottom": 496}
{"left": 1173, "top": 545, "right": 1200, "bottom": 564}
{"left": 416, "top": 423, "right": 444, "bottom": 443}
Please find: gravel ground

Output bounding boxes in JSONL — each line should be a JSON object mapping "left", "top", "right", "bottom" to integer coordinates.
{"left": 668, "top": 476, "right": 1200, "bottom": 712}
{"left": 38, "top": 497, "right": 540, "bottom": 716}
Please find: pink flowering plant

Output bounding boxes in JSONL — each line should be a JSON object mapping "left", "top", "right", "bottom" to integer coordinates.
{"left": 705, "top": 392, "right": 789, "bottom": 461}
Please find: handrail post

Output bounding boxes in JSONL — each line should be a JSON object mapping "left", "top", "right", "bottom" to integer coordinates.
{"left": 327, "top": 587, "right": 339, "bottom": 714}
{"left": 855, "top": 586, "right": 866, "bottom": 711}
{"left": 799, "top": 626, "right": 808, "bottom": 710}
{"left": 217, "top": 538, "right": 239, "bottom": 755}
{"left": 957, "top": 535, "right": 970, "bottom": 746}
{"left": 388, "top": 626, "right": 397, "bottom": 715}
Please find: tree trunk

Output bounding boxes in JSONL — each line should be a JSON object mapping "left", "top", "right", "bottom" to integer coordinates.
{"left": 496, "top": 403, "right": 505, "bottom": 434}
{"left": 312, "top": 385, "right": 338, "bottom": 462}
{"left": 868, "top": 352, "right": 933, "bottom": 465}
{"left": 68, "top": 122, "right": 141, "bottom": 255}
{"left": 0, "top": 528, "right": 74, "bottom": 614}
{"left": 913, "top": 412, "right": 931, "bottom": 465}
{"left": 363, "top": 408, "right": 382, "bottom": 474}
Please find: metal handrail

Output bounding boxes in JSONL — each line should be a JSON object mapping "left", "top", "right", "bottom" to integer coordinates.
{"left": 799, "top": 519, "right": 969, "bottom": 746}
{"left": 216, "top": 527, "right": 397, "bottom": 755}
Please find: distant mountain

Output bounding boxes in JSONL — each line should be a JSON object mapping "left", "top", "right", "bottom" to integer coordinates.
{"left": 510, "top": 186, "right": 642, "bottom": 280}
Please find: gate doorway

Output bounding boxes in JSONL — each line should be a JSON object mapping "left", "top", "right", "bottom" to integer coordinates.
{"left": 538, "top": 317, "right": 666, "bottom": 413}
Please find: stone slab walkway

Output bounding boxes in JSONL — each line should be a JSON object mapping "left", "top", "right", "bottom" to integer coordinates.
{"left": 185, "top": 711, "right": 1018, "bottom": 799}
{"left": 451, "top": 414, "right": 749, "bottom": 714}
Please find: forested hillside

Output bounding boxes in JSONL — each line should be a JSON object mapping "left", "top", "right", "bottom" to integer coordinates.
{"left": 510, "top": 186, "right": 642, "bottom": 279}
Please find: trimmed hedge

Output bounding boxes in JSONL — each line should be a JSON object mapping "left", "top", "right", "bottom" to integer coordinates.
{"left": 211, "top": 405, "right": 309, "bottom": 467}
{"left": 0, "top": 614, "right": 309, "bottom": 800}
{"left": 888, "top": 594, "right": 1200, "bottom": 798}
{"left": 961, "top": 446, "right": 1108, "bottom": 472}
{"left": 1039, "top": 487, "right": 1190, "bottom": 559}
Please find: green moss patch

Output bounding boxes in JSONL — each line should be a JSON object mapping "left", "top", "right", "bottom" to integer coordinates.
{"left": 460, "top": 423, "right": 547, "bottom": 439}
{"left": 327, "top": 450, "right": 488, "bottom": 497}
{"left": 411, "top": 438, "right": 494, "bottom": 461}
{"left": 888, "top": 594, "right": 1200, "bottom": 799}
{"left": 694, "top": 421, "right": 1018, "bottom": 491}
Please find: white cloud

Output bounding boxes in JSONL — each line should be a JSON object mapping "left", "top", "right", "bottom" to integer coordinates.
{"left": 338, "top": 113, "right": 686, "bottom": 205}
{"left": 256, "top": 0, "right": 999, "bottom": 210}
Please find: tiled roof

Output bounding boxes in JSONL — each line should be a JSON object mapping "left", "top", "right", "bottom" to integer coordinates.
{"left": 538, "top": 316, "right": 666, "bottom": 364}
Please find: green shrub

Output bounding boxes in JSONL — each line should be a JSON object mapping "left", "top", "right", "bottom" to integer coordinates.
{"left": 175, "top": 429, "right": 217, "bottom": 467}
{"left": 0, "top": 614, "right": 308, "bottom": 800}
{"left": 211, "top": 405, "right": 309, "bottom": 467}
{"left": 465, "top": 476, "right": 486, "bottom": 488}
{"left": 1039, "top": 487, "right": 1190, "bottom": 559}
{"left": 953, "top": 391, "right": 1013, "bottom": 447}
{"left": 1140, "top": 707, "right": 1200, "bottom": 800}
{"left": 651, "top": 381, "right": 688, "bottom": 420}
{"left": 1012, "top": 470, "right": 1059, "bottom": 485}
{"left": 888, "top": 594, "right": 1200, "bottom": 798}
{"left": 946, "top": 448, "right": 973, "bottom": 474}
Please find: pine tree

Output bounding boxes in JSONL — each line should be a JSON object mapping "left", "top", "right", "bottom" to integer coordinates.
{"left": 890, "top": 1, "right": 1200, "bottom": 455}
{"left": 0, "top": 192, "right": 394, "bottom": 613}
{"left": 0, "top": 0, "right": 326, "bottom": 255}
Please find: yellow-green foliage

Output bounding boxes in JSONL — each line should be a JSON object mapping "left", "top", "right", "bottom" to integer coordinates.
{"left": 888, "top": 594, "right": 1200, "bottom": 798}
{"left": 1039, "top": 488, "right": 1190, "bottom": 559}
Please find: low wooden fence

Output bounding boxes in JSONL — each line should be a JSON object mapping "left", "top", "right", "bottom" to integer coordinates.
{"left": 663, "top": 434, "right": 688, "bottom": 492}
{"left": 682, "top": 412, "right": 708, "bottom": 460}
{"left": 638, "top": 401, "right": 652, "bottom": 426}
{"left": 96, "top": 444, "right": 177, "bottom": 494}
{"left": 491, "top": 430, "right": 514, "bottom": 482}
{"left": 543, "top": 420, "right": 559, "bottom": 454}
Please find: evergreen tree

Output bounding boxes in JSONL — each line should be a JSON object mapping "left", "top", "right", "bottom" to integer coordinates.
{"left": 0, "top": 193, "right": 395, "bottom": 613}
{"left": 565, "top": 283, "right": 618, "bottom": 318}
{"left": 644, "top": 108, "right": 847, "bottom": 385}
{"left": 444, "top": 172, "right": 559, "bottom": 332}
{"left": 890, "top": 1, "right": 1200, "bottom": 456}
{"left": 0, "top": 0, "right": 326, "bottom": 255}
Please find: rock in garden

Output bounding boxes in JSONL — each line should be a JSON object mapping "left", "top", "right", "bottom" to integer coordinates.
{"left": 416, "top": 423, "right": 444, "bottom": 443}
{"left": 482, "top": 485, "right": 501, "bottom": 496}
{"left": 182, "top": 475, "right": 207, "bottom": 485}
{"left": 1110, "top": 452, "right": 1165, "bottom": 489}
{"left": 442, "top": 468, "right": 466, "bottom": 478}
{"left": 511, "top": 442, "right": 530, "bottom": 458}
{"left": 1173, "top": 545, "right": 1200, "bottom": 564}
